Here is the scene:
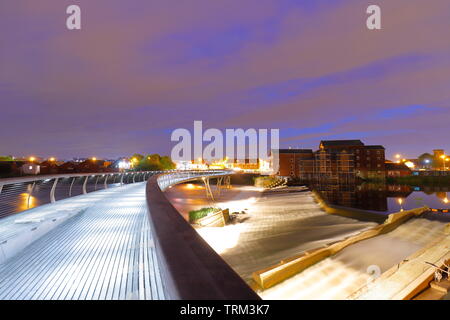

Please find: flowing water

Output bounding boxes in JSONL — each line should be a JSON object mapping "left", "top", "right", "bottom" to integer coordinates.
{"left": 260, "top": 217, "right": 448, "bottom": 300}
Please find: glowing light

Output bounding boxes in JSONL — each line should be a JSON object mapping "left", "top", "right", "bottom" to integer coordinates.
{"left": 118, "top": 161, "right": 130, "bottom": 169}
{"left": 29, "top": 157, "right": 35, "bottom": 162}
{"left": 185, "top": 184, "right": 195, "bottom": 190}
{"left": 18, "top": 192, "right": 36, "bottom": 211}
{"left": 395, "top": 154, "right": 401, "bottom": 159}
{"left": 397, "top": 198, "right": 403, "bottom": 205}
{"left": 92, "top": 157, "right": 97, "bottom": 161}
{"left": 404, "top": 161, "right": 415, "bottom": 169}
{"left": 196, "top": 224, "right": 245, "bottom": 254}
{"left": 49, "top": 157, "right": 56, "bottom": 162}
{"left": 444, "top": 198, "right": 449, "bottom": 204}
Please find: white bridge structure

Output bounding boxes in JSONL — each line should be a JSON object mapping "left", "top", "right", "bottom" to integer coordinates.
{"left": 0, "top": 170, "right": 258, "bottom": 300}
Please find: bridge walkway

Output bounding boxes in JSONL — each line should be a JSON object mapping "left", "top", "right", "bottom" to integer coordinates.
{"left": 0, "top": 182, "right": 165, "bottom": 300}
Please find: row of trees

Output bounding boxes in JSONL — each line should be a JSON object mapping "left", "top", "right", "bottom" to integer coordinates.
{"left": 130, "top": 153, "right": 176, "bottom": 171}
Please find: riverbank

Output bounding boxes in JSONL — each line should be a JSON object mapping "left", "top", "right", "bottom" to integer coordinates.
{"left": 165, "top": 185, "right": 378, "bottom": 282}
{"left": 387, "top": 176, "right": 450, "bottom": 186}
{"left": 260, "top": 217, "right": 448, "bottom": 300}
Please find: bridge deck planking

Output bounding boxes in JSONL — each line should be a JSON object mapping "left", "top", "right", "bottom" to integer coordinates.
{"left": 0, "top": 183, "right": 165, "bottom": 300}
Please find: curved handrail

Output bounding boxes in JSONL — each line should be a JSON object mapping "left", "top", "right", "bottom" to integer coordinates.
{"left": 0, "top": 171, "right": 156, "bottom": 218}
{"left": 0, "top": 171, "right": 155, "bottom": 185}
{"left": 145, "top": 170, "right": 260, "bottom": 300}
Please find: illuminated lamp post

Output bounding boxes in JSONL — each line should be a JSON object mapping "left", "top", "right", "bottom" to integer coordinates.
{"left": 440, "top": 155, "right": 448, "bottom": 171}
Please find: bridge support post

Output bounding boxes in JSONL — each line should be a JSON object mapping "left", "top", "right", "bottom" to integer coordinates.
{"left": 0, "top": 184, "right": 3, "bottom": 195}
{"left": 216, "top": 177, "right": 223, "bottom": 197}
{"left": 224, "top": 175, "right": 231, "bottom": 189}
{"left": 120, "top": 174, "right": 124, "bottom": 185}
{"left": 94, "top": 176, "right": 100, "bottom": 191}
{"left": 203, "top": 177, "right": 215, "bottom": 201}
{"left": 82, "top": 176, "right": 88, "bottom": 194}
{"left": 69, "top": 177, "right": 75, "bottom": 197}
{"left": 50, "top": 178, "right": 59, "bottom": 203}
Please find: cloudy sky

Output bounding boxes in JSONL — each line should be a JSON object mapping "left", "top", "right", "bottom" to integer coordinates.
{"left": 1, "top": 0, "right": 450, "bottom": 160}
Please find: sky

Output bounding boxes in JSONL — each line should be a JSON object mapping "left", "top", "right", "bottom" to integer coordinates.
{"left": 1, "top": 0, "right": 450, "bottom": 160}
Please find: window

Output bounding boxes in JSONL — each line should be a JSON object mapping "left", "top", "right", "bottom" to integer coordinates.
{"left": 377, "top": 164, "right": 381, "bottom": 168}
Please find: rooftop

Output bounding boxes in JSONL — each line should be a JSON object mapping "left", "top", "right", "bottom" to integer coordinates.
{"left": 277, "top": 149, "right": 313, "bottom": 154}
{"left": 320, "top": 140, "right": 364, "bottom": 147}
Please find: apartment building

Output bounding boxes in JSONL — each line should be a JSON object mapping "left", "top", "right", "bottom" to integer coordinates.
{"left": 276, "top": 140, "right": 386, "bottom": 181}
{"left": 277, "top": 149, "right": 314, "bottom": 179}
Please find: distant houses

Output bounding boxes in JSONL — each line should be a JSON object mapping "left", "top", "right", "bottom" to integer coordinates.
{"left": 0, "top": 158, "right": 118, "bottom": 178}
{"left": 0, "top": 161, "right": 25, "bottom": 177}
{"left": 385, "top": 162, "right": 412, "bottom": 177}
{"left": 20, "top": 162, "right": 40, "bottom": 175}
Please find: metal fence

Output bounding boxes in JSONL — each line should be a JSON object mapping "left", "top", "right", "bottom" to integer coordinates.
{"left": 0, "top": 171, "right": 157, "bottom": 219}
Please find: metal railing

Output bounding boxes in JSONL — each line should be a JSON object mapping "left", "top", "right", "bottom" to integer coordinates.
{"left": 0, "top": 171, "right": 156, "bottom": 219}
{"left": 146, "top": 170, "right": 260, "bottom": 300}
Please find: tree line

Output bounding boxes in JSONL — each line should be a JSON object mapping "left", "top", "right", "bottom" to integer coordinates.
{"left": 130, "top": 153, "right": 176, "bottom": 171}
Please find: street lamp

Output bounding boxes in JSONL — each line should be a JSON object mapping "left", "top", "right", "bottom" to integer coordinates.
{"left": 440, "top": 155, "right": 448, "bottom": 171}
{"left": 397, "top": 198, "right": 404, "bottom": 212}
{"left": 29, "top": 157, "right": 35, "bottom": 162}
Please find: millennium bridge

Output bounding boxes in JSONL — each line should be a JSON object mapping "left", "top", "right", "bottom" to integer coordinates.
{"left": 0, "top": 170, "right": 259, "bottom": 300}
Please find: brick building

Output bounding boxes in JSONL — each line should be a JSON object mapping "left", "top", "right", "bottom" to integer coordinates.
{"left": 277, "top": 149, "right": 314, "bottom": 179}
{"left": 318, "top": 140, "right": 385, "bottom": 179}
{"left": 276, "top": 140, "right": 386, "bottom": 181}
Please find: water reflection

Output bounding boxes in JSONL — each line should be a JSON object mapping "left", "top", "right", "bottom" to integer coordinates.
{"left": 18, "top": 192, "right": 37, "bottom": 211}
{"left": 311, "top": 182, "right": 450, "bottom": 213}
